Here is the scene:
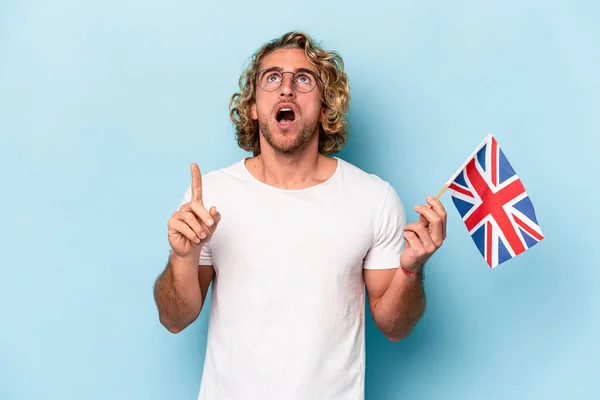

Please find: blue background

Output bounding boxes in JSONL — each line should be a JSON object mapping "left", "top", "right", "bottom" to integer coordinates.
{"left": 1, "top": 1, "right": 598, "bottom": 399}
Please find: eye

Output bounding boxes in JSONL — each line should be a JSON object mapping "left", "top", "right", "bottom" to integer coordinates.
{"left": 296, "top": 74, "right": 312, "bottom": 84}
{"left": 266, "top": 72, "right": 281, "bottom": 82}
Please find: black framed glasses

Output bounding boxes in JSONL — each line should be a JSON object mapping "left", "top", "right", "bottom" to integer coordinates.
{"left": 257, "top": 68, "right": 321, "bottom": 93}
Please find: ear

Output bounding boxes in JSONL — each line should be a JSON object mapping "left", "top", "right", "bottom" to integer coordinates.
{"left": 319, "top": 104, "right": 327, "bottom": 123}
{"left": 250, "top": 102, "right": 258, "bottom": 120}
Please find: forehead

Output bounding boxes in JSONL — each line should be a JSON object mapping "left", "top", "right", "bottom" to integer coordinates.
{"left": 259, "top": 48, "right": 314, "bottom": 71}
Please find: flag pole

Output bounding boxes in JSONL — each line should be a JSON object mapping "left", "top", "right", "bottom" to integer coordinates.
{"left": 426, "top": 184, "right": 449, "bottom": 209}
{"left": 434, "top": 184, "right": 449, "bottom": 200}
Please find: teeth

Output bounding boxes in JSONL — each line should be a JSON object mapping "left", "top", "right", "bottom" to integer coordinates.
{"left": 280, "top": 108, "right": 292, "bottom": 112}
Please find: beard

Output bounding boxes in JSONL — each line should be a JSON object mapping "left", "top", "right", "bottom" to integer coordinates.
{"left": 258, "top": 114, "right": 319, "bottom": 157}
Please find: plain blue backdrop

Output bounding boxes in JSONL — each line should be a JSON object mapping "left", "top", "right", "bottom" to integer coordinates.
{"left": 1, "top": 0, "right": 598, "bottom": 399}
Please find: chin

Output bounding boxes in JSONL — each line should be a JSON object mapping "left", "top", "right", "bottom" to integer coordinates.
{"left": 273, "top": 139, "right": 303, "bottom": 153}
{"left": 259, "top": 118, "right": 317, "bottom": 155}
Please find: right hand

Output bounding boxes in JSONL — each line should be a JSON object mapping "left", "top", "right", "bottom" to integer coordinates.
{"left": 168, "top": 163, "right": 221, "bottom": 258}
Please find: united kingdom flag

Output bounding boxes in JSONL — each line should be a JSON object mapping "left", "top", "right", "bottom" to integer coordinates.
{"left": 447, "top": 134, "right": 544, "bottom": 268}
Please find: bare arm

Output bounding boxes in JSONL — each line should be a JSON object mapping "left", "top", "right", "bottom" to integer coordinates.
{"left": 365, "top": 195, "right": 447, "bottom": 342}
{"left": 154, "top": 162, "right": 221, "bottom": 333}
{"left": 364, "top": 268, "right": 425, "bottom": 341}
{"left": 154, "top": 251, "right": 214, "bottom": 333}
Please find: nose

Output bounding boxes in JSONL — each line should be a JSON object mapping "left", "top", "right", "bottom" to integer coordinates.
{"left": 278, "top": 73, "right": 296, "bottom": 99}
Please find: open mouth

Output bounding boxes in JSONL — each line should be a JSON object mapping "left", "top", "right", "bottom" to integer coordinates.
{"left": 276, "top": 108, "right": 296, "bottom": 124}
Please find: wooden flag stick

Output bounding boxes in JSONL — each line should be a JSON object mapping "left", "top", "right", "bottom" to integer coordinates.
{"left": 434, "top": 184, "right": 449, "bottom": 200}
{"left": 427, "top": 184, "right": 449, "bottom": 208}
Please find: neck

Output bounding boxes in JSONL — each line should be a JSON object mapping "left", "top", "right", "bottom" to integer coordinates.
{"left": 247, "top": 135, "right": 335, "bottom": 190}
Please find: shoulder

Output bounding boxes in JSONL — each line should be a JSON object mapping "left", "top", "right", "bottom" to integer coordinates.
{"left": 336, "top": 157, "right": 405, "bottom": 214}
{"left": 337, "top": 157, "right": 393, "bottom": 195}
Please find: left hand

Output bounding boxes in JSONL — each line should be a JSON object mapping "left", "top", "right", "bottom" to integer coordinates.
{"left": 400, "top": 196, "right": 448, "bottom": 273}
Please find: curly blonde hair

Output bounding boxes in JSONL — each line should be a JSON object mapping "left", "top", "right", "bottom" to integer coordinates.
{"left": 229, "top": 32, "right": 350, "bottom": 156}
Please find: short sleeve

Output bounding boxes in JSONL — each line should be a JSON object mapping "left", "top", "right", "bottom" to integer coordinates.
{"left": 177, "top": 186, "right": 213, "bottom": 266}
{"left": 363, "top": 184, "right": 407, "bottom": 270}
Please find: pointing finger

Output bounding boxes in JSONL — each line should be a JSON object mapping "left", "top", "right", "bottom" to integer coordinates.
{"left": 191, "top": 163, "right": 203, "bottom": 202}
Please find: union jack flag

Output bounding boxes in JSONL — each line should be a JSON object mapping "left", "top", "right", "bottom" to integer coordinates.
{"left": 447, "top": 134, "right": 544, "bottom": 268}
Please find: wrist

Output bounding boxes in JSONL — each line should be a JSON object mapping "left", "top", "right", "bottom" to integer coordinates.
{"left": 170, "top": 249, "right": 200, "bottom": 267}
{"left": 400, "top": 263, "right": 423, "bottom": 278}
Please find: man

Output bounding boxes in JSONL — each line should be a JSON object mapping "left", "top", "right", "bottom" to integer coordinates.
{"left": 153, "top": 31, "right": 447, "bottom": 399}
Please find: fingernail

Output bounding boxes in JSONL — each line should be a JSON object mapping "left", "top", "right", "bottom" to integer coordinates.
{"left": 200, "top": 232, "right": 207, "bottom": 239}
{"left": 427, "top": 196, "right": 433, "bottom": 201}
{"left": 207, "top": 218, "right": 214, "bottom": 226}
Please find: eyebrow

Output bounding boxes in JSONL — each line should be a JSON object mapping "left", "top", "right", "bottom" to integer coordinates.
{"left": 259, "top": 66, "right": 318, "bottom": 75}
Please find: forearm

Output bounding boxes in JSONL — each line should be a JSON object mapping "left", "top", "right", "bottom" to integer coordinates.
{"left": 372, "top": 268, "right": 426, "bottom": 341}
{"left": 154, "top": 251, "right": 203, "bottom": 333}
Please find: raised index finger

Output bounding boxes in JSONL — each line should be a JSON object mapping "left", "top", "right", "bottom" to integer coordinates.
{"left": 190, "top": 163, "right": 203, "bottom": 202}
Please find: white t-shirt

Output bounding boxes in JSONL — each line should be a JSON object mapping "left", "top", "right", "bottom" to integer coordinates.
{"left": 179, "top": 157, "right": 406, "bottom": 400}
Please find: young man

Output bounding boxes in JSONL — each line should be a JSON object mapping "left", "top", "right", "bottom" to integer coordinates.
{"left": 154, "top": 31, "right": 447, "bottom": 400}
